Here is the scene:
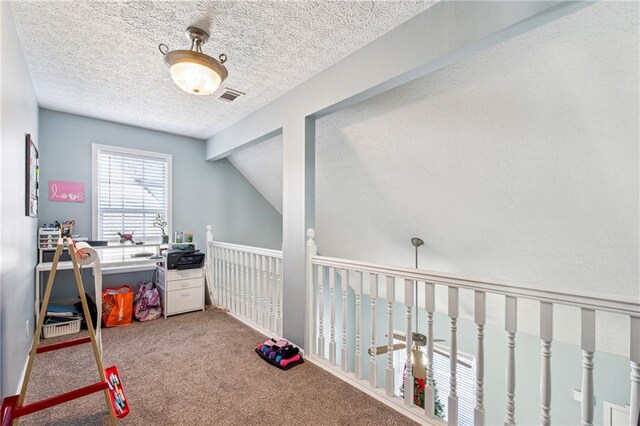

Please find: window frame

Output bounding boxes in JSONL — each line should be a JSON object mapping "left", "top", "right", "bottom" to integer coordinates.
{"left": 91, "top": 143, "right": 173, "bottom": 242}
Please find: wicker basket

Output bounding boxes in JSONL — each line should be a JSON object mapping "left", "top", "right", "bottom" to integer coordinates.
{"left": 42, "top": 318, "right": 81, "bottom": 339}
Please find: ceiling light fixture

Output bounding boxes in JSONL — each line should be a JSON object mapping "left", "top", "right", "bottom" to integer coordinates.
{"left": 159, "top": 26, "right": 228, "bottom": 96}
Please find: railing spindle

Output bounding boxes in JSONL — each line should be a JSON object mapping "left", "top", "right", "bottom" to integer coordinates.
{"left": 581, "top": 308, "right": 595, "bottom": 426}
{"left": 235, "top": 250, "right": 241, "bottom": 314}
{"left": 341, "top": 268, "right": 348, "bottom": 372}
{"left": 249, "top": 253, "right": 255, "bottom": 322}
{"left": 268, "top": 257, "right": 274, "bottom": 332}
{"left": 475, "top": 290, "right": 486, "bottom": 426}
{"left": 385, "top": 276, "right": 395, "bottom": 397}
{"left": 505, "top": 296, "right": 517, "bottom": 426}
{"left": 262, "top": 255, "right": 268, "bottom": 328}
{"left": 630, "top": 315, "right": 640, "bottom": 426}
{"left": 317, "top": 265, "right": 325, "bottom": 358}
{"left": 425, "top": 282, "right": 435, "bottom": 418}
{"left": 369, "top": 273, "right": 378, "bottom": 388}
{"left": 354, "top": 270, "right": 362, "bottom": 379}
{"left": 244, "top": 252, "right": 250, "bottom": 317}
{"left": 276, "top": 257, "right": 282, "bottom": 336}
{"left": 449, "top": 287, "right": 459, "bottom": 426}
{"left": 240, "top": 251, "right": 246, "bottom": 317}
{"left": 221, "top": 249, "right": 226, "bottom": 309}
{"left": 404, "top": 279, "right": 414, "bottom": 407}
{"left": 540, "top": 302, "right": 553, "bottom": 426}
{"left": 329, "top": 267, "right": 337, "bottom": 365}
{"left": 216, "top": 247, "right": 222, "bottom": 307}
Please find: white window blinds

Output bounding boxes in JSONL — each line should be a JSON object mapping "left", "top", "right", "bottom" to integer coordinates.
{"left": 394, "top": 341, "right": 476, "bottom": 425}
{"left": 93, "top": 145, "right": 171, "bottom": 243}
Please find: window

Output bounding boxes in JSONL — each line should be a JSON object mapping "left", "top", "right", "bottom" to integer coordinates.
{"left": 394, "top": 339, "right": 476, "bottom": 425}
{"left": 92, "top": 144, "right": 172, "bottom": 243}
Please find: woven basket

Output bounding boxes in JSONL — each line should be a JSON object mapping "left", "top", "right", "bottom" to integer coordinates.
{"left": 42, "top": 318, "right": 81, "bottom": 339}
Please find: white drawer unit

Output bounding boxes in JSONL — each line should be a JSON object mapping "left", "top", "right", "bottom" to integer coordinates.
{"left": 156, "top": 265, "right": 205, "bottom": 317}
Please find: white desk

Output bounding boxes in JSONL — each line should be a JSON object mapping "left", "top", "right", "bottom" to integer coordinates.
{"left": 35, "top": 247, "right": 164, "bottom": 319}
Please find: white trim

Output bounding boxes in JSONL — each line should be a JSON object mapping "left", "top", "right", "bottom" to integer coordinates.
{"left": 311, "top": 255, "right": 638, "bottom": 316}
{"left": 208, "top": 241, "right": 282, "bottom": 259}
{"left": 225, "top": 310, "right": 283, "bottom": 343}
{"left": 101, "top": 264, "right": 157, "bottom": 275}
{"left": 91, "top": 143, "right": 173, "bottom": 241}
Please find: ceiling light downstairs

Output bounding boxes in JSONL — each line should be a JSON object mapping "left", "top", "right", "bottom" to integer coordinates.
{"left": 159, "top": 26, "right": 228, "bottom": 96}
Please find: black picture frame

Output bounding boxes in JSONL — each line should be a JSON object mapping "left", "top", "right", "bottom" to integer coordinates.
{"left": 25, "top": 133, "right": 39, "bottom": 217}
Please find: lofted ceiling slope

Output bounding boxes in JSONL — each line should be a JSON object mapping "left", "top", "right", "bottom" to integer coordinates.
{"left": 10, "top": 1, "right": 434, "bottom": 139}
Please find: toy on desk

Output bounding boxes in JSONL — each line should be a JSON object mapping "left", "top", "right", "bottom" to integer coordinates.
{"left": 117, "top": 232, "right": 135, "bottom": 245}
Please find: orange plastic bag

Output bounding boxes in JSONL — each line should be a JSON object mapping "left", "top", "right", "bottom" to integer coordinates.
{"left": 102, "top": 286, "right": 134, "bottom": 327}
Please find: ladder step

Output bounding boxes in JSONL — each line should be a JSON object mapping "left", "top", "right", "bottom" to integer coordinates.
{"left": 15, "top": 381, "right": 108, "bottom": 418}
{"left": 36, "top": 336, "right": 91, "bottom": 354}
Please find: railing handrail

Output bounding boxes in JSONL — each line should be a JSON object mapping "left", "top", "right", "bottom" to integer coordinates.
{"left": 311, "top": 254, "right": 639, "bottom": 317}
{"left": 209, "top": 240, "right": 283, "bottom": 259}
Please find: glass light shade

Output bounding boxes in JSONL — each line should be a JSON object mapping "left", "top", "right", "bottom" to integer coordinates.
{"left": 170, "top": 61, "right": 222, "bottom": 95}
{"left": 164, "top": 50, "right": 228, "bottom": 96}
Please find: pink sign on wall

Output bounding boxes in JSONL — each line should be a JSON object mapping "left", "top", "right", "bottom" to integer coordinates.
{"left": 49, "top": 180, "right": 85, "bottom": 203}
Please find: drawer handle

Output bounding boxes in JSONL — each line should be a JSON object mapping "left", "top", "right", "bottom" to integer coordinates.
{"left": 180, "top": 292, "right": 190, "bottom": 297}
{"left": 181, "top": 282, "right": 190, "bottom": 287}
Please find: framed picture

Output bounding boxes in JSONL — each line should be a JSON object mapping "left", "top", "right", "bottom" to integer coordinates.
{"left": 25, "top": 134, "right": 39, "bottom": 217}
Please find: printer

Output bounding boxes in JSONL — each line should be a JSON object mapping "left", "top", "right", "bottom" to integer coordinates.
{"left": 162, "top": 248, "right": 205, "bottom": 270}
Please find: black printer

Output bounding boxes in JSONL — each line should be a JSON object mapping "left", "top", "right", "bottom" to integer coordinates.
{"left": 162, "top": 249, "right": 205, "bottom": 270}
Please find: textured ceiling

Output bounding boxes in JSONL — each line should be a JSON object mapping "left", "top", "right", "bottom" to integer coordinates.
{"left": 10, "top": 0, "right": 434, "bottom": 139}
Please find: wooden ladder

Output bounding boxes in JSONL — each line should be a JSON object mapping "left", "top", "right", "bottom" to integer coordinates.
{"left": 1, "top": 237, "right": 116, "bottom": 425}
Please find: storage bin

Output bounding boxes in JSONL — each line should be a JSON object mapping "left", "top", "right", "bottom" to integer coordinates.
{"left": 42, "top": 318, "right": 81, "bottom": 338}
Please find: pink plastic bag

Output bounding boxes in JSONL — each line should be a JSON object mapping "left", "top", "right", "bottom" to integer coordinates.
{"left": 134, "top": 282, "right": 162, "bottom": 322}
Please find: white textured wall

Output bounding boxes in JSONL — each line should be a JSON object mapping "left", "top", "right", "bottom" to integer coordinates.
{"left": 227, "top": 2, "right": 639, "bottom": 354}
{"left": 0, "top": 2, "right": 40, "bottom": 397}
{"left": 229, "top": 135, "right": 283, "bottom": 215}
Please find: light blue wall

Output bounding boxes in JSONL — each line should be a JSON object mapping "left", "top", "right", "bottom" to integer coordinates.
{"left": 0, "top": 2, "right": 40, "bottom": 397}
{"left": 38, "top": 109, "right": 282, "bottom": 250}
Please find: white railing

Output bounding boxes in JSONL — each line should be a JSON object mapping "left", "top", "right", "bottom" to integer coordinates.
{"left": 304, "top": 228, "right": 640, "bottom": 426}
{"left": 206, "top": 226, "right": 283, "bottom": 337}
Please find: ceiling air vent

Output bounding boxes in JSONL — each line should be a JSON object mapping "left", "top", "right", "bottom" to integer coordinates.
{"left": 219, "top": 88, "right": 245, "bottom": 103}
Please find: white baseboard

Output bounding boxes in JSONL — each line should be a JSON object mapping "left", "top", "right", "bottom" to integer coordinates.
{"left": 305, "top": 356, "right": 444, "bottom": 426}
{"left": 225, "top": 310, "right": 281, "bottom": 340}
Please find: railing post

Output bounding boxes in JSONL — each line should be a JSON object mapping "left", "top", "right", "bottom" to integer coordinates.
{"left": 474, "top": 290, "right": 486, "bottom": 426}
{"left": 317, "top": 265, "right": 325, "bottom": 358}
{"left": 540, "top": 302, "right": 553, "bottom": 426}
{"left": 425, "top": 282, "right": 435, "bottom": 418}
{"left": 581, "top": 308, "right": 595, "bottom": 426}
{"left": 369, "top": 273, "right": 378, "bottom": 388}
{"left": 354, "top": 270, "right": 363, "bottom": 380}
{"left": 341, "top": 269, "right": 349, "bottom": 372}
{"left": 449, "top": 287, "right": 459, "bottom": 426}
{"left": 630, "top": 316, "right": 640, "bottom": 426}
{"left": 329, "top": 267, "right": 337, "bottom": 366}
{"left": 305, "top": 228, "right": 317, "bottom": 354}
{"left": 505, "top": 296, "right": 517, "bottom": 426}
{"left": 404, "top": 279, "right": 414, "bottom": 407}
{"left": 385, "top": 276, "right": 395, "bottom": 397}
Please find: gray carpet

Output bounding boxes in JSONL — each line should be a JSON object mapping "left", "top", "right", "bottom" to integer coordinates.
{"left": 21, "top": 309, "right": 416, "bottom": 425}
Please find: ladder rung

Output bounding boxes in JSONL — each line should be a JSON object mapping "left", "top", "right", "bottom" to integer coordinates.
{"left": 36, "top": 336, "right": 91, "bottom": 354}
{"left": 14, "top": 381, "right": 108, "bottom": 418}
